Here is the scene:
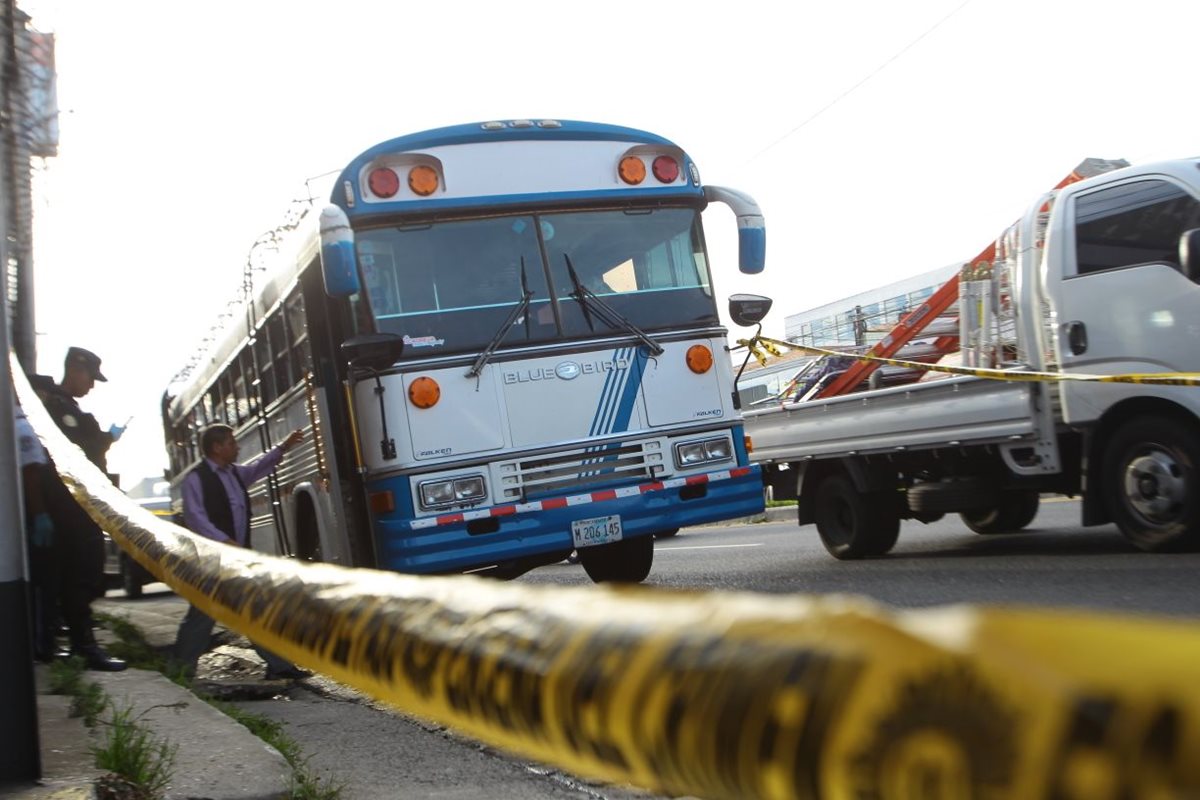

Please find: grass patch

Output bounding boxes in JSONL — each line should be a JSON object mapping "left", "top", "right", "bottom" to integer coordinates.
{"left": 765, "top": 499, "right": 798, "bottom": 507}
{"left": 74, "top": 681, "right": 108, "bottom": 727}
{"left": 95, "top": 612, "right": 341, "bottom": 798}
{"left": 201, "top": 697, "right": 342, "bottom": 800}
{"left": 48, "top": 657, "right": 107, "bottom": 725}
{"left": 95, "top": 612, "right": 168, "bottom": 671}
{"left": 45, "top": 651, "right": 178, "bottom": 798}
{"left": 48, "top": 655, "right": 88, "bottom": 695}
{"left": 92, "top": 701, "right": 178, "bottom": 800}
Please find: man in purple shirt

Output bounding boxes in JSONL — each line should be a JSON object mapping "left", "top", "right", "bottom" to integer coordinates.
{"left": 171, "top": 423, "right": 310, "bottom": 680}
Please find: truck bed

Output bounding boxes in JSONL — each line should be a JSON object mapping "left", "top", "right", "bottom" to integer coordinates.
{"left": 743, "top": 375, "right": 1040, "bottom": 464}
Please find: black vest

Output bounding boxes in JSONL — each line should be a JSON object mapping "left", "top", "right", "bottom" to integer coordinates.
{"left": 195, "top": 460, "right": 250, "bottom": 543}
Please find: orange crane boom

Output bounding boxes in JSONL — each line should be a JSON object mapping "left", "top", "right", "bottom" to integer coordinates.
{"left": 814, "top": 158, "right": 1129, "bottom": 399}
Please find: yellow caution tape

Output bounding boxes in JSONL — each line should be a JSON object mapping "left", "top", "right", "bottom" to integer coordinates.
{"left": 738, "top": 336, "right": 1200, "bottom": 387}
{"left": 13, "top": 355, "right": 1200, "bottom": 799}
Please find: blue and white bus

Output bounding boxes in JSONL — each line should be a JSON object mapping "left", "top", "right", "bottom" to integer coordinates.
{"left": 162, "top": 119, "right": 767, "bottom": 583}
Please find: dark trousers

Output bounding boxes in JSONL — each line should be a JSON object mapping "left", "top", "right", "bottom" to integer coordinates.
{"left": 26, "top": 543, "right": 59, "bottom": 657}
{"left": 172, "top": 603, "right": 294, "bottom": 677}
{"left": 47, "top": 488, "right": 106, "bottom": 651}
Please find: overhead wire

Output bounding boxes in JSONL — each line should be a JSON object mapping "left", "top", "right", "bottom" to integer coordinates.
{"left": 745, "top": 0, "right": 974, "bottom": 166}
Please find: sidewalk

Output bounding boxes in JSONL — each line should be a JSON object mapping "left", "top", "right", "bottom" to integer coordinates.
{"left": 7, "top": 511, "right": 790, "bottom": 799}
{"left": 5, "top": 598, "right": 292, "bottom": 800}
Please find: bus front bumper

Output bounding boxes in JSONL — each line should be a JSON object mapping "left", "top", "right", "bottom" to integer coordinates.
{"left": 373, "top": 465, "right": 764, "bottom": 575}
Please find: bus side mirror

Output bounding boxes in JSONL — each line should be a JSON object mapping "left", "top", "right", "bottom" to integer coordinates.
{"left": 1180, "top": 228, "right": 1200, "bottom": 283}
{"left": 738, "top": 225, "right": 766, "bottom": 275}
{"left": 341, "top": 333, "right": 405, "bottom": 372}
{"left": 704, "top": 185, "right": 766, "bottom": 274}
{"left": 729, "top": 293, "right": 772, "bottom": 327}
{"left": 320, "top": 205, "right": 360, "bottom": 297}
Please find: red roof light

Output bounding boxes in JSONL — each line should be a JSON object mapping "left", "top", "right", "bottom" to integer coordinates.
{"left": 652, "top": 156, "right": 679, "bottom": 183}
{"left": 368, "top": 168, "right": 400, "bottom": 198}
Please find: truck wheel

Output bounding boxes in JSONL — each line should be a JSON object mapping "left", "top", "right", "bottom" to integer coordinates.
{"left": 960, "top": 490, "right": 1040, "bottom": 534}
{"left": 814, "top": 475, "right": 900, "bottom": 559}
{"left": 579, "top": 535, "right": 654, "bottom": 583}
{"left": 1104, "top": 417, "right": 1200, "bottom": 551}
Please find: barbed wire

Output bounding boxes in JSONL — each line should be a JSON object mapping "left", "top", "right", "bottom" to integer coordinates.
{"left": 166, "top": 191, "right": 318, "bottom": 391}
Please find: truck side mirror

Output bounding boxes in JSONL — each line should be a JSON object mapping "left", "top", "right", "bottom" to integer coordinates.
{"left": 1179, "top": 228, "right": 1200, "bottom": 283}
{"left": 729, "top": 294, "right": 773, "bottom": 327}
{"left": 320, "top": 205, "right": 360, "bottom": 297}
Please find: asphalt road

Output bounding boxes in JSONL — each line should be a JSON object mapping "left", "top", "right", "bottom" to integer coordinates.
{"left": 522, "top": 497, "right": 1200, "bottom": 619}
{"left": 97, "top": 498, "right": 1200, "bottom": 798}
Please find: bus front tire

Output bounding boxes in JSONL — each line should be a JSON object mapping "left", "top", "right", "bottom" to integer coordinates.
{"left": 578, "top": 535, "right": 654, "bottom": 583}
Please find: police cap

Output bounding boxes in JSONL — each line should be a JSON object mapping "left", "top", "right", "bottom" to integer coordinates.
{"left": 65, "top": 346, "right": 107, "bottom": 382}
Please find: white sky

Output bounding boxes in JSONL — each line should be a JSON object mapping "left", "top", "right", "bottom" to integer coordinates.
{"left": 19, "top": 0, "right": 1199, "bottom": 486}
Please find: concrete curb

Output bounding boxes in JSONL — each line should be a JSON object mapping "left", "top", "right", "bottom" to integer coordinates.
{"left": 8, "top": 665, "right": 290, "bottom": 800}
{"left": 700, "top": 504, "right": 795, "bottom": 528}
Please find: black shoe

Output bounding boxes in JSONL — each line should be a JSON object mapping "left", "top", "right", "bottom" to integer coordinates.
{"left": 35, "top": 645, "right": 73, "bottom": 663}
{"left": 75, "top": 646, "right": 127, "bottom": 672}
{"left": 265, "top": 666, "right": 311, "bottom": 681}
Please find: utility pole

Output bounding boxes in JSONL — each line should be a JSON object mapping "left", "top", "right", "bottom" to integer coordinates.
{"left": 0, "top": 0, "right": 42, "bottom": 782}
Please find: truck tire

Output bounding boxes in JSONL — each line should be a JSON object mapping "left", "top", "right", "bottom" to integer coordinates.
{"left": 579, "top": 534, "right": 654, "bottom": 583}
{"left": 814, "top": 475, "right": 900, "bottom": 559}
{"left": 960, "top": 490, "right": 1040, "bottom": 534}
{"left": 1104, "top": 416, "right": 1200, "bottom": 552}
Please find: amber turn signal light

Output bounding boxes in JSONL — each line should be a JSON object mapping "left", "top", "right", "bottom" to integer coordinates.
{"left": 408, "top": 165, "right": 439, "bottom": 197}
{"left": 409, "top": 376, "right": 441, "bottom": 408}
{"left": 618, "top": 156, "right": 646, "bottom": 185}
{"left": 686, "top": 344, "right": 714, "bottom": 374}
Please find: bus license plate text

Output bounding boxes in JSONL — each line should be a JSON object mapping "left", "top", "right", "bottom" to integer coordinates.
{"left": 571, "top": 514, "right": 623, "bottom": 548}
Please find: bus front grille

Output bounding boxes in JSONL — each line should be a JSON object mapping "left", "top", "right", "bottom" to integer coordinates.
{"left": 499, "top": 442, "right": 658, "bottom": 500}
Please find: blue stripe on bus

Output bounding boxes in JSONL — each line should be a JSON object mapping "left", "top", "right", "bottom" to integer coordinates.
{"left": 590, "top": 347, "right": 631, "bottom": 437}
{"left": 610, "top": 347, "right": 647, "bottom": 434}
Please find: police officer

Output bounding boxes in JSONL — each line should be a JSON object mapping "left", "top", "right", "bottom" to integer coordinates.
{"left": 32, "top": 347, "right": 127, "bottom": 671}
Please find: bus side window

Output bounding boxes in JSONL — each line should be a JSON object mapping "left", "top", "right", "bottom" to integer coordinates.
{"left": 256, "top": 328, "right": 276, "bottom": 407}
{"left": 269, "top": 314, "right": 291, "bottom": 397}
{"left": 239, "top": 349, "right": 258, "bottom": 420}
{"left": 286, "top": 291, "right": 310, "bottom": 379}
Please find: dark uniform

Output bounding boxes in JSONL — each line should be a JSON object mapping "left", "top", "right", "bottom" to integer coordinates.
{"left": 31, "top": 347, "right": 126, "bottom": 671}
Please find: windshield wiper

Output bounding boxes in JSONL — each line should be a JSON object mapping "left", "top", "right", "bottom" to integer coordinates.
{"left": 563, "top": 254, "right": 664, "bottom": 356}
{"left": 466, "top": 257, "right": 535, "bottom": 379}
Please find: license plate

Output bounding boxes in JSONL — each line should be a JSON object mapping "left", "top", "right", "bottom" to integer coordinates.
{"left": 571, "top": 514, "right": 623, "bottom": 548}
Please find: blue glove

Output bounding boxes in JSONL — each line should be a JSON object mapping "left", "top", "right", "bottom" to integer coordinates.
{"left": 30, "top": 513, "right": 53, "bottom": 547}
{"left": 108, "top": 423, "right": 126, "bottom": 442}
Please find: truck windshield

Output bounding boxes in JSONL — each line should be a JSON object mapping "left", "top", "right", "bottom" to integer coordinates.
{"left": 355, "top": 207, "right": 716, "bottom": 357}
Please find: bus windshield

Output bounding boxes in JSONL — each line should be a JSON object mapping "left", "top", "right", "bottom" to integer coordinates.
{"left": 355, "top": 207, "right": 716, "bottom": 357}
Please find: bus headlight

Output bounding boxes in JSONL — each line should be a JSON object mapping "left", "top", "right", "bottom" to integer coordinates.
{"left": 673, "top": 437, "right": 733, "bottom": 469}
{"left": 419, "top": 475, "right": 487, "bottom": 509}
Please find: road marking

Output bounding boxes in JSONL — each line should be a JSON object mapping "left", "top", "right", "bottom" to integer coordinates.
{"left": 657, "top": 543, "right": 764, "bottom": 552}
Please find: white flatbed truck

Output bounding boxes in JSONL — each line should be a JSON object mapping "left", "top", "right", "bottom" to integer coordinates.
{"left": 740, "top": 157, "right": 1200, "bottom": 558}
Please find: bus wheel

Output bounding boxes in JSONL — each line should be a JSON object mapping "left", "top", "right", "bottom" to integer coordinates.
{"left": 653, "top": 528, "right": 680, "bottom": 539}
{"left": 960, "top": 490, "right": 1040, "bottom": 534}
{"left": 814, "top": 475, "right": 900, "bottom": 559}
{"left": 120, "top": 554, "right": 143, "bottom": 599}
{"left": 1104, "top": 416, "right": 1200, "bottom": 552}
{"left": 578, "top": 535, "right": 654, "bottom": 583}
